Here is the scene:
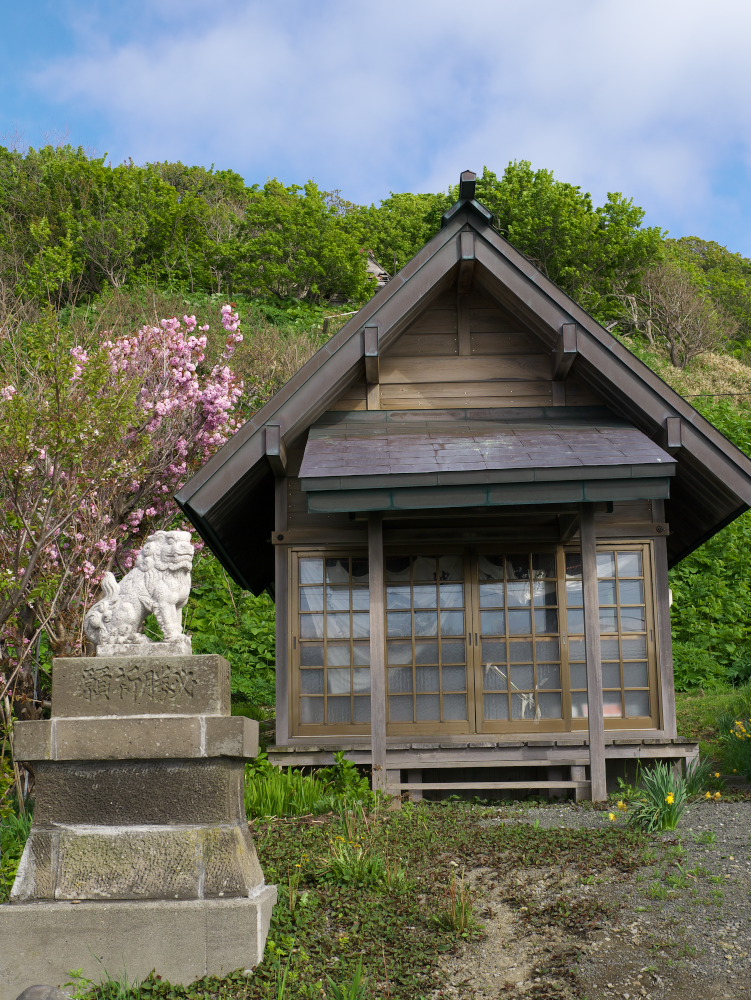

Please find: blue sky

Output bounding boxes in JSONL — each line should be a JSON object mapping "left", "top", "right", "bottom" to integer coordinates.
{"left": 4, "top": 0, "right": 751, "bottom": 255}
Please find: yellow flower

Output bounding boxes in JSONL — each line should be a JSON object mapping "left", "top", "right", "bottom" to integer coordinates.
{"left": 608, "top": 812, "right": 617, "bottom": 821}
{"left": 617, "top": 800, "right": 628, "bottom": 811}
{"left": 294, "top": 863, "right": 302, "bottom": 868}
{"left": 714, "top": 791, "right": 722, "bottom": 800}
{"left": 665, "top": 793, "right": 675, "bottom": 805}
{"left": 714, "top": 772, "right": 721, "bottom": 778}
{"left": 705, "top": 792, "right": 713, "bottom": 799}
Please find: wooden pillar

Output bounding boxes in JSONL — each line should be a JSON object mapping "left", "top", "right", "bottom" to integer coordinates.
{"left": 652, "top": 500, "right": 677, "bottom": 738}
{"left": 368, "top": 513, "right": 387, "bottom": 792}
{"left": 274, "top": 477, "right": 289, "bottom": 747}
{"left": 580, "top": 503, "right": 607, "bottom": 802}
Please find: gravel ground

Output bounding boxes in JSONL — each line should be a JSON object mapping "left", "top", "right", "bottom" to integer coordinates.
{"left": 436, "top": 798, "right": 751, "bottom": 1000}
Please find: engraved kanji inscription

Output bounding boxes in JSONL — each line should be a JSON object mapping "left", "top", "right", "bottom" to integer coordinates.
{"left": 76, "top": 663, "right": 197, "bottom": 703}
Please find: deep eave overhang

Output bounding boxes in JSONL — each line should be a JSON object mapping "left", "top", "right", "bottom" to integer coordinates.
{"left": 176, "top": 200, "right": 751, "bottom": 591}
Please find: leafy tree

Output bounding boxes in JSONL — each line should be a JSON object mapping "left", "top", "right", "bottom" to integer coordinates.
{"left": 357, "top": 191, "right": 452, "bottom": 275}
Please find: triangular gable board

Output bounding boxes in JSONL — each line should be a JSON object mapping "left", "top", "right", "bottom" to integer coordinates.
{"left": 177, "top": 197, "right": 751, "bottom": 593}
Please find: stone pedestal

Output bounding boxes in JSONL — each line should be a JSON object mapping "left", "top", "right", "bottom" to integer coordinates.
{"left": 0, "top": 655, "right": 276, "bottom": 1000}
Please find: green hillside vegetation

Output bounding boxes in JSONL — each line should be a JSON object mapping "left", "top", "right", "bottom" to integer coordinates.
{"left": 3, "top": 147, "right": 751, "bottom": 724}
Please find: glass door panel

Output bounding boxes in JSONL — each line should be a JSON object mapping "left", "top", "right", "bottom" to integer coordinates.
{"left": 385, "top": 554, "right": 469, "bottom": 728}
{"left": 476, "top": 552, "right": 564, "bottom": 730}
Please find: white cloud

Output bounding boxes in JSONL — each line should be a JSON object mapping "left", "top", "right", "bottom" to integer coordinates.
{"left": 26, "top": 0, "right": 751, "bottom": 250}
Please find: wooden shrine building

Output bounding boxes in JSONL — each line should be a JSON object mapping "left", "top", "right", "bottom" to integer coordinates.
{"left": 177, "top": 172, "right": 751, "bottom": 801}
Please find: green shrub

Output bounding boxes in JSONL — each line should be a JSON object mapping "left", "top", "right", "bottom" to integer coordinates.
{"left": 625, "top": 762, "right": 688, "bottom": 832}
{"left": 672, "top": 642, "right": 728, "bottom": 692}
{"left": 0, "top": 801, "right": 32, "bottom": 903}
{"left": 244, "top": 752, "right": 377, "bottom": 818}
{"left": 717, "top": 712, "right": 751, "bottom": 779}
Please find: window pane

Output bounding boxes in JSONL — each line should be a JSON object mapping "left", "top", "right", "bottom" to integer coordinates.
{"left": 416, "top": 666, "right": 440, "bottom": 692}
{"left": 440, "top": 611, "right": 465, "bottom": 635}
{"left": 414, "top": 611, "right": 439, "bottom": 636}
{"left": 622, "top": 636, "right": 647, "bottom": 658}
{"left": 443, "top": 694, "right": 467, "bottom": 721}
{"left": 479, "top": 554, "right": 505, "bottom": 581}
{"left": 438, "top": 555, "right": 463, "bottom": 581}
{"left": 324, "top": 644, "right": 349, "bottom": 672}
{"left": 617, "top": 551, "right": 642, "bottom": 577}
{"left": 481, "top": 611, "right": 505, "bottom": 635}
{"left": 388, "top": 612, "right": 412, "bottom": 637}
{"left": 353, "top": 643, "right": 370, "bottom": 665}
{"left": 299, "top": 558, "right": 324, "bottom": 584}
{"left": 413, "top": 584, "right": 437, "bottom": 609}
{"left": 538, "top": 692, "right": 563, "bottom": 719}
{"left": 598, "top": 580, "right": 617, "bottom": 605}
{"left": 325, "top": 558, "right": 350, "bottom": 584}
{"left": 620, "top": 607, "right": 646, "bottom": 632}
{"left": 300, "top": 670, "right": 324, "bottom": 694}
{"left": 389, "top": 695, "right": 413, "bottom": 722}
{"left": 512, "top": 693, "right": 536, "bottom": 720}
{"left": 416, "top": 694, "right": 440, "bottom": 721}
{"left": 570, "top": 663, "right": 587, "bottom": 689}
{"left": 625, "top": 691, "right": 651, "bottom": 716}
{"left": 508, "top": 610, "right": 532, "bottom": 635}
{"left": 328, "top": 669, "right": 351, "bottom": 695}
{"left": 538, "top": 664, "right": 561, "bottom": 688}
{"left": 619, "top": 580, "right": 645, "bottom": 605}
{"left": 442, "top": 665, "right": 466, "bottom": 691}
{"left": 601, "top": 638, "right": 620, "bottom": 659}
{"left": 301, "top": 614, "right": 324, "bottom": 639}
{"left": 387, "top": 586, "right": 411, "bottom": 610}
{"left": 566, "top": 581, "right": 583, "bottom": 607}
{"left": 535, "top": 638, "right": 560, "bottom": 661}
{"left": 602, "top": 662, "right": 621, "bottom": 688}
{"left": 565, "top": 553, "right": 582, "bottom": 580}
{"left": 596, "top": 553, "right": 615, "bottom": 578}
{"left": 603, "top": 692, "right": 623, "bottom": 718}
{"left": 533, "top": 581, "right": 558, "bottom": 607}
{"left": 300, "top": 644, "right": 324, "bottom": 667}
{"left": 535, "top": 609, "right": 558, "bottom": 634}
{"left": 439, "top": 584, "right": 464, "bottom": 608}
{"left": 571, "top": 692, "right": 588, "bottom": 717}
{"left": 388, "top": 667, "right": 413, "bottom": 693}
{"left": 413, "top": 556, "right": 437, "bottom": 581}
{"left": 568, "top": 608, "right": 585, "bottom": 633}
{"left": 509, "top": 640, "right": 533, "bottom": 663}
{"left": 328, "top": 696, "right": 352, "bottom": 723}
{"left": 442, "top": 641, "right": 466, "bottom": 663}
{"left": 388, "top": 640, "right": 412, "bottom": 664}
{"left": 353, "top": 697, "right": 371, "bottom": 723}
{"left": 599, "top": 609, "right": 618, "bottom": 633}
{"left": 351, "top": 558, "right": 369, "bottom": 584}
{"left": 485, "top": 693, "right": 509, "bottom": 720}
{"left": 510, "top": 665, "right": 534, "bottom": 690}
{"left": 569, "top": 638, "right": 586, "bottom": 660}
{"left": 624, "top": 661, "right": 649, "bottom": 687}
{"left": 300, "top": 586, "right": 324, "bottom": 611}
{"left": 327, "top": 613, "right": 351, "bottom": 639}
{"left": 385, "top": 556, "right": 411, "bottom": 582}
{"left": 483, "top": 664, "right": 508, "bottom": 691}
{"left": 507, "top": 581, "right": 531, "bottom": 606}
{"left": 352, "top": 613, "right": 370, "bottom": 638}
{"left": 480, "top": 583, "right": 505, "bottom": 608}
{"left": 326, "top": 587, "right": 350, "bottom": 611}
{"left": 508, "top": 556, "right": 529, "bottom": 581}
{"left": 352, "top": 588, "right": 370, "bottom": 611}
{"left": 353, "top": 668, "right": 371, "bottom": 693}
{"left": 415, "top": 641, "right": 440, "bottom": 664}
{"left": 482, "top": 638, "right": 507, "bottom": 663}
{"left": 532, "top": 553, "right": 556, "bottom": 578}
{"left": 300, "top": 697, "right": 324, "bottom": 724}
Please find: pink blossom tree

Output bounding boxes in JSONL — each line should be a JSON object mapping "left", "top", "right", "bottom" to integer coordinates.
{"left": 0, "top": 303, "right": 245, "bottom": 709}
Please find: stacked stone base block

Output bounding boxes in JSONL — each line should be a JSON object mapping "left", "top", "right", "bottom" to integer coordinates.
{"left": 0, "top": 893, "right": 276, "bottom": 993}
{"left": 2, "top": 655, "right": 276, "bottom": 1000}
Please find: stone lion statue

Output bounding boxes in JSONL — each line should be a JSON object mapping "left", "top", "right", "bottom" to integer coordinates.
{"left": 84, "top": 530, "right": 194, "bottom": 651}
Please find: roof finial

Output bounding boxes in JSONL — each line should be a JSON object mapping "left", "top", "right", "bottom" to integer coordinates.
{"left": 459, "top": 170, "right": 477, "bottom": 201}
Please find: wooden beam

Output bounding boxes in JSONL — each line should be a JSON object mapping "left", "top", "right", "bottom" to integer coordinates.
{"left": 457, "top": 290, "right": 471, "bottom": 356}
{"left": 580, "top": 503, "right": 607, "bottom": 802}
{"left": 368, "top": 512, "right": 387, "bottom": 792}
{"left": 665, "top": 416, "right": 682, "bottom": 449}
{"left": 364, "top": 325, "right": 379, "bottom": 384}
{"left": 264, "top": 424, "right": 287, "bottom": 478}
{"left": 552, "top": 322, "right": 577, "bottom": 380}
{"left": 458, "top": 231, "right": 475, "bottom": 293}
{"left": 558, "top": 512, "right": 578, "bottom": 542}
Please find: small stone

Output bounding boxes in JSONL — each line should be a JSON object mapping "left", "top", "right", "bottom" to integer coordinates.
{"left": 16, "top": 988, "right": 68, "bottom": 1000}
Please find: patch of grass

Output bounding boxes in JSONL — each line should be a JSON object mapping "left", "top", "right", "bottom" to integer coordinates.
{"left": 0, "top": 801, "right": 32, "bottom": 903}
{"left": 676, "top": 686, "right": 751, "bottom": 758}
{"left": 244, "top": 751, "right": 378, "bottom": 818}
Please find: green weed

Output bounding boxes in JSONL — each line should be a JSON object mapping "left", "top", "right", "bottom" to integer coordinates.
{"left": 626, "top": 762, "right": 688, "bottom": 832}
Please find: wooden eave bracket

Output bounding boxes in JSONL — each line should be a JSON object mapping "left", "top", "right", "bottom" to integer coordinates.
{"left": 264, "top": 424, "right": 287, "bottom": 478}
{"left": 458, "top": 231, "right": 475, "bottom": 293}
{"left": 363, "top": 325, "right": 380, "bottom": 384}
{"left": 552, "top": 322, "right": 577, "bottom": 380}
{"left": 664, "top": 416, "right": 682, "bottom": 450}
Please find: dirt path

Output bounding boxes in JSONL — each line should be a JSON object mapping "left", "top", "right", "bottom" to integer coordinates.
{"left": 436, "top": 800, "right": 751, "bottom": 999}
